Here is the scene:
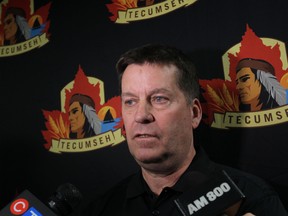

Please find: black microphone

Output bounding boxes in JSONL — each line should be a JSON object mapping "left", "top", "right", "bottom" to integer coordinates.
{"left": 47, "top": 183, "right": 83, "bottom": 216}
{"left": 0, "top": 183, "right": 83, "bottom": 216}
{"left": 174, "top": 170, "right": 245, "bottom": 216}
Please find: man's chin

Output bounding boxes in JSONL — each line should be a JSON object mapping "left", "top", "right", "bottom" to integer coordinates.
{"left": 135, "top": 155, "right": 164, "bottom": 165}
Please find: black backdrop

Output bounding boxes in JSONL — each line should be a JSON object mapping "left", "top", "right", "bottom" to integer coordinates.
{"left": 1, "top": 0, "right": 288, "bottom": 211}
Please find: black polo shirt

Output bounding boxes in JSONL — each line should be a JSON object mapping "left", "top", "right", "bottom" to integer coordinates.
{"left": 82, "top": 146, "right": 288, "bottom": 216}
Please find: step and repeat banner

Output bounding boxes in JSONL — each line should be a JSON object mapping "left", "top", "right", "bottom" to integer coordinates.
{"left": 1, "top": 0, "right": 288, "bottom": 210}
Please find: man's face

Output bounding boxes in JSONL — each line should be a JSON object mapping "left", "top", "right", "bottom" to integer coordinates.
{"left": 236, "top": 67, "right": 261, "bottom": 104}
{"left": 3, "top": 13, "right": 18, "bottom": 41}
{"left": 69, "top": 101, "right": 86, "bottom": 134}
{"left": 121, "top": 63, "right": 200, "bottom": 172}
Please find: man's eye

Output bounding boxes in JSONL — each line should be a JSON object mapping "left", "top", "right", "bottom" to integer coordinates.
{"left": 4, "top": 19, "right": 12, "bottom": 25}
{"left": 73, "top": 109, "right": 79, "bottom": 114}
{"left": 241, "top": 77, "right": 249, "bottom": 82}
{"left": 124, "top": 99, "right": 135, "bottom": 106}
{"left": 152, "top": 96, "right": 168, "bottom": 103}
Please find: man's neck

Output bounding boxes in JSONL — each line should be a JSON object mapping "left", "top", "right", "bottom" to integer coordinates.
{"left": 141, "top": 150, "right": 196, "bottom": 196}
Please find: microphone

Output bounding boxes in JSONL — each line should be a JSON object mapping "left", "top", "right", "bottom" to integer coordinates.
{"left": 47, "top": 183, "right": 83, "bottom": 216}
{"left": 174, "top": 170, "right": 245, "bottom": 216}
{"left": 0, "top": 183, "right": 83, "bottom": 216}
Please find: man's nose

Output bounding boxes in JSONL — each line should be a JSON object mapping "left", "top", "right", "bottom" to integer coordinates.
{"left": 236, "top": 83, "right": 243, "bottom": 90}
{"left": 135, "top": 102, "right": 154, "bottom": 123}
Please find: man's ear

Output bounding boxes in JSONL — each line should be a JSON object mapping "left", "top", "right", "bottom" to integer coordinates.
{"left": 191, "top": 98, "right": 202, "bottom": 129}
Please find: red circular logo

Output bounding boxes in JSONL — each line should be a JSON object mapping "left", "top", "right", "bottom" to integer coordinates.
{"left": 10, "top": 198, "right": 29, "bottom": 215}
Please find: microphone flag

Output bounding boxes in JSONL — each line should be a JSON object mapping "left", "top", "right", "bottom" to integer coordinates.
{"left": 0, "top": 189, "right": 57, "bottom": 216}
{"left": 174, "top": 170, "right": 245, "bottom": 216}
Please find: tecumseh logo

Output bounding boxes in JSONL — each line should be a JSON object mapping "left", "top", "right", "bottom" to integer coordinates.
{"left": 199, "top": 24, "right": 288, "bottom": 129}
{"left": 0, "top": 0, "right": 51, "bottom": 57}
{"left": 106, "top": 0, "right": 197, "bottom": 23}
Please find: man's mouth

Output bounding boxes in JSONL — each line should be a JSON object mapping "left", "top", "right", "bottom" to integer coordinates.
{"left": 135, "top": 134, "right": 156, "bottom": 138}
{"left": 138, "top": 134, "right": 152, "bottom": 137}
{"left": 239, "top": 92, "right": 247, "bottom": 98}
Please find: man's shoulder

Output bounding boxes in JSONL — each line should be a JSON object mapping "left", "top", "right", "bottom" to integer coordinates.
{"left": 218, "top": 164, "right": 275, "bottom": 194}
{"left": 214, "top": 164, "right": 288, "bottom": 215}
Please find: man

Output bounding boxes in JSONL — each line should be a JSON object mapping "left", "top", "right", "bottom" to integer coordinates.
{"left": 236, "top": 58, "right": 286, "bottom": 111}
{"left": 69, "top": 93, "right": 102, "bottom": 138}
{"left": 82, "top": 44, "right": 287, "bottom": 215}
{"left": 3, "top": 7, "right": 31, "bottom": 45}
